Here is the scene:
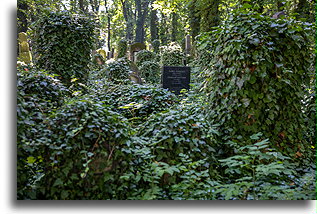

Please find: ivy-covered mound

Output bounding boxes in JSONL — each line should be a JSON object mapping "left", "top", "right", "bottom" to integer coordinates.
{"left": 135, "top": 50, "right": 157, "bottom": 66}
{"left": 33, "top": 11, "right": 96, "bottom": 85}
{"left": 104, "top": 58, "right": 131, "bottom": 81}
{"left": 134, "top": 50, "right": 160, "bottom": 84}
{"left": 139, "top": 61, "right": 161, "bottom": 84}
{"left": 119, "top": 102, "right": 220, "bottom": 200}
{"left": 17, "top": 65, "right": 69, "bottom": 199}
{"left": 160, "top": 42, "right": 185, "bottom": 66}
{"left": 88, "top": 80, "right": 178, "bottom": 124}
{"left": 197, "top": 13, "right": 315, "bottom": 160}
{"left": 38, "top": 97, "right": 131, "bottom": 199}
{"left": 116, "top": 39, "right": 128, "bottom": 59}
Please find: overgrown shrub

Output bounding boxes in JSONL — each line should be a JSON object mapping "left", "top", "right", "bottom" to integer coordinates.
{"left": 197, "top": 13, "right": 315, "bottom": 160}
{"left": 118, "top": 103, "right": 220, "bottom": 199}
{"left": 139, "top": 61, "right": 161, "bottom": 84}
{"left": 33, "top": 11, "right": 96, "bottom": 85}
{"left": 216, "top": 133, "right": 294, "bottom": 199}
{"left": 21, "top": 97, "right": 131, "bottom": 199}
{"left": 17, "top": 65, "right": 69, "bottom": 199}
{"left": 105, "top": 58, "right": 131, "bottom": 82}
{"left": 135, "top": 50, "right": 157, "bottom": 66}
{"left": 17, "top": 66, "right": 69, "bottom": 107}
{"left": 160, "top": 42, "right": 185, "bottom": 66}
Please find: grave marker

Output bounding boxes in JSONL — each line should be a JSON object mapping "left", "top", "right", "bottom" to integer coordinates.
{"left": 162, "top": 66, "right": 190, "bottom": 95}
{"left": 185, "top": 34, "right": 191, "bottom": 55}
{"left": 129, "top": 42, "right": 146, "bottom": 62}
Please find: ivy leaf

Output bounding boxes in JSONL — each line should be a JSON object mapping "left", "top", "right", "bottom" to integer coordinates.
{"left": 53, "top": 178, "right": 64, "bottom": 187}
{"left": 250, "top": 133, "right": 263, "bottom": 140}
{"left": 241, "top": 98, "right": 250, "bottom": 107}
{"left": 249, "top": 38, "right": 260, "bottom": 46}
{"left": 26, "top": 156, "right": 36, "bottom": 164}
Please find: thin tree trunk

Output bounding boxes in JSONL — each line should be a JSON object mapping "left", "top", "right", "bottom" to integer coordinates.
{"left": 159, "top": 13, "right": 168, "bottom": 45}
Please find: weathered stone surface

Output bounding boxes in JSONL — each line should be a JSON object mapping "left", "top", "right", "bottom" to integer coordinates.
{"left": 18, "top": 32, "right": 32, "bottom": 63}
{"left": 129, "top": 42, "right": 146, "bottom": 62}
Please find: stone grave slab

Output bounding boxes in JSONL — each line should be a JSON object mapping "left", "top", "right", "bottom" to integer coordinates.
{"left": 162, "top": 66, "right": 190, "bottom": 95}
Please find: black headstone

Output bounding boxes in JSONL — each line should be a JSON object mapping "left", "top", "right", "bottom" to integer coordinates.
{"left": 162, "top": 66, "right": 190, "bottom": 95}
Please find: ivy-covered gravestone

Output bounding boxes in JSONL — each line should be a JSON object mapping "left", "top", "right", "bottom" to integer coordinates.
{"left": 197, "top": 12, "right": 315, "bottom": 159}
{"left": 33, "top": 11, "right": 96, "bottom": 85}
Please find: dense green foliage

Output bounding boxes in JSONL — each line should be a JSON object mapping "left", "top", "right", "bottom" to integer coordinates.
{"left": 103, "top": 58, "right": 131, "bottom": 82}
{"left": 135, "top": 50, "right": 157, "bottom": 66}
{"left": 160, "top": 42, "right": 185, "bottom": 66}
{"left": 37, "top": 97, "right": 131, "bottom": 199}
{"left": 17, "top": 1, "right": 315, "bottom": 201}
{"left": 88, "top": 80, "right": 178, "bottom": 125}
{"left": 216, "top": 134, "right": 315, "bottom": 200}
{"left": 197, "top": 12, "right": 315, "bottom": 161}
{"left": 139, "top": 61, "right": 161, "bottom": 84}
{"left": 18, "top": 0, "right": 315, "bottom": 59}
{"left": 17, "top": 66, "right": 315, "bottom": 199}
{"left": 17, "top": 65, "right": 69, "bottom": 199}
{"left": 116, "top": 39, "right": 128, "bottom": 59}
{"left": 33, "top": 11, "right": 96, "bottom": 84}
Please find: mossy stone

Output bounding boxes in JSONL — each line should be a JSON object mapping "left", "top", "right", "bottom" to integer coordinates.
{"left": 18, "top": 32, "right": 27, "bottom": 43}
{"left": 19, "top": 52, "right": 32, "bottom": 63}
{"left": 19, "top": 41, "right": 30, "bottom": 53}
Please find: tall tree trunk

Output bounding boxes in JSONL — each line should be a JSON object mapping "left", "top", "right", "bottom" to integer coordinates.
{"left": 150, "top": 5, "right": 158, "bottom": 42}
{"left": 188, "top": 0, "right": 200, "bottom": 42}
{"left": 159, "top": 13, "right": 168, "bottom": 46}
{"left": 121, "top": 0, "right": 134, "bottom": 41}
{"left": 135, "top": 0, "right": 149, "bottom": 43}
{"left": 171, "top": 12, "right": 178, "bottom": 42}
